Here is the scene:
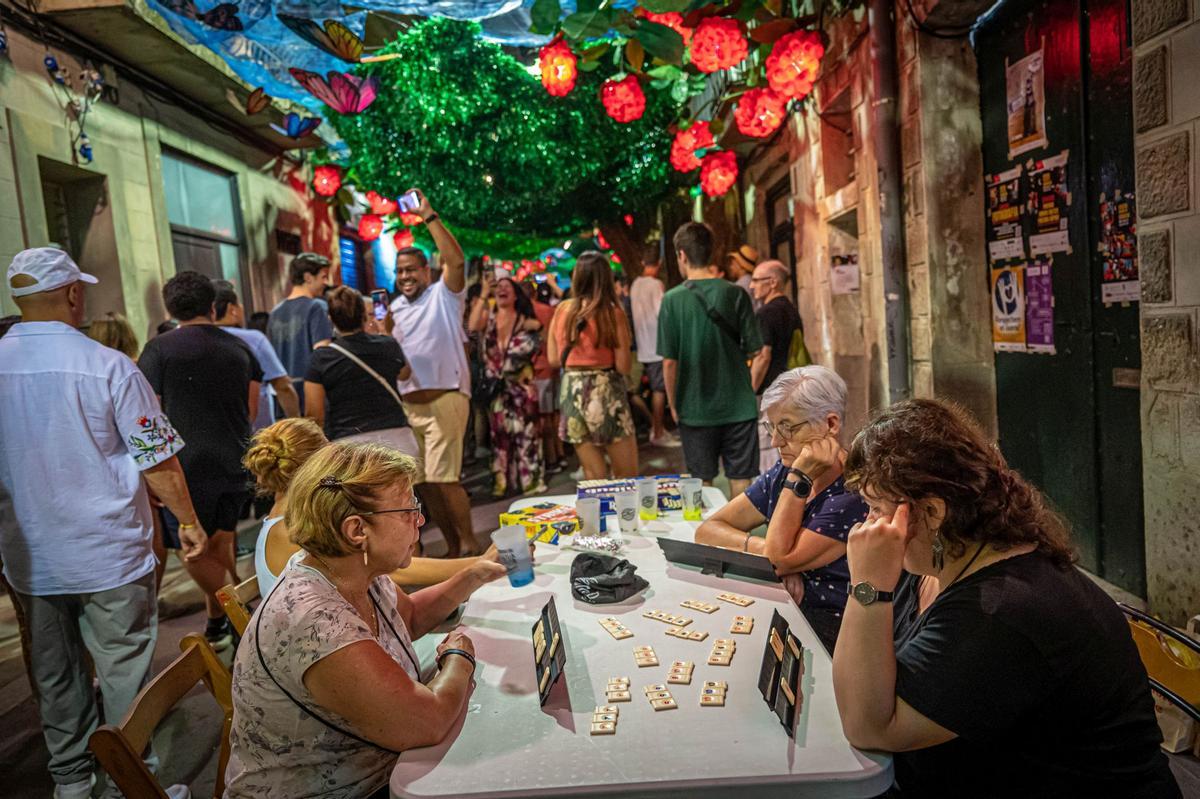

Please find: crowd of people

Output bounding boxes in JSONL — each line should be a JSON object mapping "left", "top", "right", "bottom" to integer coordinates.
{"left": 0, "top": 195, "right": 1182, "bottom": 799}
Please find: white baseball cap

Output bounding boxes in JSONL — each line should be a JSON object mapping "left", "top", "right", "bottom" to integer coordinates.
{"left": 7, "top": 247, "right": 98, "bottom": 297}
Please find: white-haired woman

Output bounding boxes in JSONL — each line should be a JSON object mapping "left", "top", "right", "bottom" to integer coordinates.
{"left": 695, "top": 366, "right": 867, "bottom": 653}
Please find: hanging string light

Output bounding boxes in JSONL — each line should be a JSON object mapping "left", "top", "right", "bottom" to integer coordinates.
{"left": 538, "top": 39, "right": 578, "bottom": 97}
{"left": 765, "top": 30, "right": 824, "bottom": 99}
{"left": 689, "top": 18, "right": 747, "bottom": 74}
{"left": 700, "top": 151, "right": 738, "bottom": 197}
{"left": 734, "top": 88, "right": 787, "bottom": 138}
{"left": 312, "top": 164, "right": 342, "bottom": 197}
{"left": 600, "top": 74, "right": 646, "bottom": 123}
{"left": 669, "top": 120, "right": 714, "bottom": 172}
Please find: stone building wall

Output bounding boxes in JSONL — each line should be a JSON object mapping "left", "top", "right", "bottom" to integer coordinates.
{"left": 1132, "top": 0, "right": 1200, "bottom": 624}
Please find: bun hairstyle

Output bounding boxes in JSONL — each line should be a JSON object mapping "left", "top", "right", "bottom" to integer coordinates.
{"left": 243, "top": 418, "right": 328, "bottom": 496}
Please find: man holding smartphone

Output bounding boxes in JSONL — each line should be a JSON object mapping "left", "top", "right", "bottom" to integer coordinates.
{"left": 386, "top": 189, "right": 481, "bottom": 557}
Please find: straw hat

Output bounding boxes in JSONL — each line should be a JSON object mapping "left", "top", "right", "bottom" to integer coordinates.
{"left": 728, "top": 244, "right": 759, "bottom": 275}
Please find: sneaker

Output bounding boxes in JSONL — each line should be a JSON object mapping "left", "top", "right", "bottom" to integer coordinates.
{"left": 204, "top": 617, "right": 232, "bottom": 652}
{"left": 649, "top": 433, "right": 682, "bottom": 448}
{"left": 54, "top": 775, "right": 95, "bottom": 799}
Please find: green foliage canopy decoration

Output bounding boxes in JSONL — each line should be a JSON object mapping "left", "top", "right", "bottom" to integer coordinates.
{"left": 330, "top": 18, "right": 684, "bottom": 237}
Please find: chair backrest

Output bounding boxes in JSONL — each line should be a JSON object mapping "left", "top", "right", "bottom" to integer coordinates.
{"left": 217, "top": 574, "right": 260, "bottom": 637}
{"left": 1119, "top": 603, "right": 1200, "bottom": 722}
{"left": 89, "top": 634, "right": 233, "bottom": 799}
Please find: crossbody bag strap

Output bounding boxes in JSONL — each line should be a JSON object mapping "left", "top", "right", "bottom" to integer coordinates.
{"left": 559, "top": 317, "right": 589, "bottom": 368}
{"left": 328, "top": 342, "right": 404, "bottom": 410}
{"left": 684, "top": 281, "right": 741, "bottom": 348}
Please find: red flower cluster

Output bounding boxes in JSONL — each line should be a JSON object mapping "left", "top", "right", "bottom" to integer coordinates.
{"left": 690, "top": 18, "right": 747, "bottom": 74}
{"left": 670, "top": 120, "right": 714, "bottom": 172}
{"left": 734, "top": 88, "right": 788, "bottom": 138}
{"left": 600, "top": 75, "right": 646, "bottom": 123}
{"left": 539, "top": 40, "right": 578, "bottom": 97}
{"left": 358, "top": 213, "right": 384, "bottom": 241}
{"left": 393, "top": 228, "right": 414, "bottom": 249}
{"left": 636, "top": 9, "right": 693, "bottom": 46}
{"left": 700, "top": 151, "right": 738, "bottom": 197}
{"left": 766, "top": 30, "right": 824, "bottom": 99}
{"left": 366, "top": 191, "right": 397, "bottom": 216}
{"left": 399, "top": 212, "right": 424, "bottom": 227}
{"left": 312, "top": 164, "right": 342, "bottom": 197}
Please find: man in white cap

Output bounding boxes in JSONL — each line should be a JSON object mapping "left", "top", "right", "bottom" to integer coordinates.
{"left": 0, "top": 247, "right": 206, "bottom": 798}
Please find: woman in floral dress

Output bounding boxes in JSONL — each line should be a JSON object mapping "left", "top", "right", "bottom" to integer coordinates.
{"left": 468, "top": 274, "right": 544, "bottom": 496}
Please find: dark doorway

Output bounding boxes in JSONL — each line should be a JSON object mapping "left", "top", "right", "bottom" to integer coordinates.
{"left": 975, "top": 0, "right": 1144, "bottom": 594}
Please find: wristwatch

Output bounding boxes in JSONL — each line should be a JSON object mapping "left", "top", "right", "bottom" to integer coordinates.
{"left": 850, "top": 581, "right": 895, "bottom": 606}
{"left": 782, "top": 467, "right": 813, "bottom": 499}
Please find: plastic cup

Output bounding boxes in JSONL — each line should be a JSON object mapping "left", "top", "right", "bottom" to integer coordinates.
{"left": 637, "top": 478, "right": 659, "bottom": 521}
{"left": 492, "top": 525, "right": 534, "bottom": 587}
{"left": 576, "top": 497, "right": 602, "bottom": 536}
{"left": 681, "top": 478, "right": 704, "bottom": 521}
{"left": 614, "top": 490, "right": 639, "bottom": 535}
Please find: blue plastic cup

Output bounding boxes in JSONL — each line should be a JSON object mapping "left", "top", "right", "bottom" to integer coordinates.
{"left": 493, "top": 525, "right": 534, "bottom": 587}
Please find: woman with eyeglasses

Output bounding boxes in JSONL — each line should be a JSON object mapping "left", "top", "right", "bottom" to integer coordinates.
{"left": 226, "top": 440, "right": 506, "bottom": 799}
{"left": 695, "top": 366, "right": 866, "bottom": 653}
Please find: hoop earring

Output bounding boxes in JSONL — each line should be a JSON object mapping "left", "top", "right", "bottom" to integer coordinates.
{"left": 931, "top": 532, "right": 945, "bottom": 572}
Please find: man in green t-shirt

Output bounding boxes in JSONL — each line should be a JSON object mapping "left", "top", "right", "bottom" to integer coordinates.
{"left": 657, "top": 222, "right": 763, "bottom": 497}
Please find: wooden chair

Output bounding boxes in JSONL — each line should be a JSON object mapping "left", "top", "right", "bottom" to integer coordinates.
{"left": 1120, "top": 603, "right": 1200, "bottom": 722}
{"left": 217, "top": 575, "right": 260, "bottom": 637}
{"left": 89, "top": 634, "right": 234, "bottom": 798}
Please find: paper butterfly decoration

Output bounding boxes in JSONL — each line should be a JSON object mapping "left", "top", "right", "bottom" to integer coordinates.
{"left": 225, "top": 86, "right": 270, "bottom": 115}
{"left": 270, "top": 112, "right": 321, "bottom": 140}
{"left": 288, "top": 68, "right": 378, "bottom": 115}
{"left": 277, "top": 13, "right": 364, "bottom": 63}
{"left": 160, "top": 0, "right": 243, "bottom": 31}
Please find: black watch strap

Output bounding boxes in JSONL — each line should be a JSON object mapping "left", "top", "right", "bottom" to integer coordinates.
{"left": 423, "top": 212, "right": 440, "bottom": 225}
{"left": 783, "top": 471, "right": 813, "bottom": 498}
{"left": 437, "top": 647, "right": 475, "bottom": 671}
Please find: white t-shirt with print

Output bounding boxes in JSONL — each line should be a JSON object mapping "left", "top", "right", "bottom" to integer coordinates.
{"left": 0, "top": 322, "right": 184, "bottom": 595}
{"left": 630, "top": 275, "right": 664, "bottom": 364}
{"left": 389, "top": 279, "right": 469, "bottom": 395}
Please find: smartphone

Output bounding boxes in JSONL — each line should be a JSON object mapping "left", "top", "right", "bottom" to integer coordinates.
{"left": 371, "top": 289, "right": 389, "bottom": 321}
{"left": 534, "top": 274, "right": 547, "bottom": 283}
{"left": 396, "top": 190, "right": 421, "bottom": 214}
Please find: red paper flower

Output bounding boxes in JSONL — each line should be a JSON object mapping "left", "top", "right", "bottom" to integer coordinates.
{"left": 636, "top": 9, "right": 693, "bottom": 46}
{"left": 358, "top": 214, "right": 384, "bottom": 241}
{"left": 539, "top": 40, "right": 578, "bottom": 97}
{"left": 766, "top": 30, "right": 824, "bottom": 99}
{"left": 366, "top": 191, "right": 397, "bottom": 216}
{"left": 600, "top": 75, "right": 646, "bottom": 123}
{"left": 399, "top": 212, "right": 423, "bottom": 227}
{"left": 735, "top": 88, "right": 788, "bottom": 138}
{"left": 670, "top": 120, "right": 715, "bottom": 172}
{"left": 393, "top": 227, "right": 414, "bottom": 249}
{"left": 624, "top": 214, "right": 634, "bottom": 226}
{"left": 690, "top": 18, "right": 747, "bottom": 74}
{"left": 700, "top": 151, "right": 738, "bottom": 197}
{"left": 595, "top": 228, "right": 611, "bottom": 250}
{"left": 312, "top": 164, "right": 342, "bottom": 197}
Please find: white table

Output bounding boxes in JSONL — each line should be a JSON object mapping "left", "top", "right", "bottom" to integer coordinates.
{"left": 391, "top": 491, "right": 892, "bottom": 798}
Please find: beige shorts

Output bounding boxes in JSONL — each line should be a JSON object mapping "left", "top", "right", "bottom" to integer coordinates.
{"left": 404, "top": 391, "right": 469, "bottom": 484}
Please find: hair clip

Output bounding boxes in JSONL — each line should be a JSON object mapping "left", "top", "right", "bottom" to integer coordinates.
{"left": 318, "top": 476, "right": 342, "bottom": 489}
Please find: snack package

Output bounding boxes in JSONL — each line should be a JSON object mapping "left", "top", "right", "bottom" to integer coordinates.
{"left": 498, "top": 502, "right": 580, "bottom": 545}
{"left": 577, "top": 475, "right": 695, "bottom": 515}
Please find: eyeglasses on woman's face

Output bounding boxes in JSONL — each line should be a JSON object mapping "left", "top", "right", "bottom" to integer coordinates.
{"left": 358, "top": 498, "right": 424, "bottom": 524}
{"left": 759, "top": 418, "right": 813, "bottom": 441}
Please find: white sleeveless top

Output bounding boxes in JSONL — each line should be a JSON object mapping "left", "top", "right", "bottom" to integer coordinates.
{"left": 253, "top": 516, "right": 282, "bottom": 598}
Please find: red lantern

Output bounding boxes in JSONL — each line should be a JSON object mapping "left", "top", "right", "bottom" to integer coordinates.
{"left": 734, "top": 88, "right": 788, "bottom": 138}
{"left": 766, "top": 30, "right": 824, "bottom": 99}
{"left": 366, "top": 191, "right": 398, "bottom": 216}
{"left": 358, "top": 213, "right": 384, "bottom": 241}
{"left": 600, "top": 75, "right": 646, "bottom": 123}
{"left": 595, "top": 228, "right": 611, "bottom": 250}
{"left": 670, "top": 120, "right": 714, "bottom": 172}
{"left": 393, "top": 227, "right": 414, "bottom": 249}
{"left": 700, "top": 151, "right": 738, "bottom": 197}
{"left": 624, "top": 214, "right": 634, "bottom": 227}
{"left": 399, "top": 212, "right": 423, "bottom": 227}
{"left": 539, "top": 40, "right": 578, "bottom": 97}
{"left": 636, "top": 9, "right": 693, "bottom": 46}
{"left": 690, "top": 18, "right": 747, "bottom": 74}
{"left": 312, "top": 164, "right": 342, "bottom": 197}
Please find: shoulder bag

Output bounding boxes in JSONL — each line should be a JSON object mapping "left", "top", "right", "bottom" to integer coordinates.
{"left": 327, "top": 342, "right": 405, "bottom": 411}
{"left": 684, "top": 281, "right": 742, "bottom": 349}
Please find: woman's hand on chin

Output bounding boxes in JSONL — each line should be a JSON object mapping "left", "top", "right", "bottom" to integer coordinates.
{"left": 790, "top": 434, "right": 841, "bottom": 481}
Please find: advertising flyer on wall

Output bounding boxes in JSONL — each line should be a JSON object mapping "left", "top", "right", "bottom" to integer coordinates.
{"left": 1006, "top": 48, "right": 1048, "bottom": 159}
{"left": 1099, "top": 189, "right": 1139, "bottom": 304}
{"left": 1024, "top": 258, "right": 1056, "bottom": 354}
{"left": 830, "top": 253, "right": 860, "bottom": 295}
{"left": 985, "top": 165, "right": 1025, "bottom": 262}
{"left": 991, "top": 264, "right": 1026, "bottom": 352}
{"left": 1027, "top": 150, "right": 1072, "bottom": 256}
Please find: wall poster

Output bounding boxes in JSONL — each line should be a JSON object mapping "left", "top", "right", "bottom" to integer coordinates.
{"left": 1006, "top": 48, "right": 1048, "bottom": 159}
{"left": 985, "top": 165, "right": 1026, "bottom": 262}
{"left": 991, "top": 264, "right": 1027, "bottom": 352}
{"left": 1026, "top": 150, "right": 1072, "bottom": 255}
{"left": 1024, "top": 257, "right": 1056, "bottom": 354}
{"left": 830, "top": 253, "right": 860, "bottom": 295}
{"left": 1099, "top": 189, "right": 1139, "bottom": 304}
